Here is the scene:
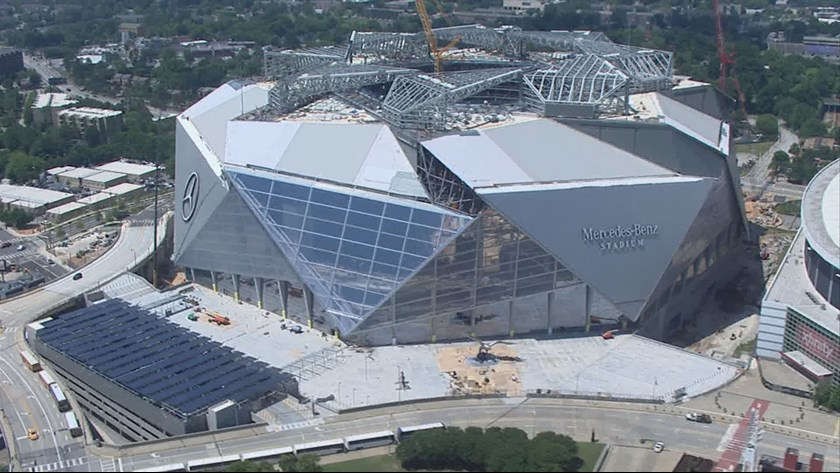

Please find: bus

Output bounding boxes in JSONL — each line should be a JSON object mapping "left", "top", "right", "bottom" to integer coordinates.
{"left": 38, "top": 370, "right": 56, "bottom": 389}
{"left": 20, "top": 350, "right": 42, "bottom": 372}
{"left": 49, "top": 383, "right": 71, "bottom": 412}
{"left": 64, "top": 411, "right": 82, "bottom": 438}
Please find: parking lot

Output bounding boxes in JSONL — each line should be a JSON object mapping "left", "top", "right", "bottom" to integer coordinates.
{"left": 0, "top": 230, "right": 70, "bottom": 295}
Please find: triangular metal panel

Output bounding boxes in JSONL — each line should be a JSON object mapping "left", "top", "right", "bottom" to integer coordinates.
{"left": 479, "top": 177, "right": 715, "bottom": 321}
{"left": 228, "top": 168, "right": 472, "bottom": 334}
{"left": 175, "top": 188, "right": 302, "bottom": 285}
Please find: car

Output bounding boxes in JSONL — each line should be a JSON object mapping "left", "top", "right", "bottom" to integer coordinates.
{"left": 652, "top": 441, "right": 664, "bottom": 453}
{"left": 289, "top": 325, "right": 304, "bottom": 334}
{"left": 27, "top": 428, "right": 39, "bottom": 441}
{"left": 685, "top": 412, "right": 712, "bottom": 423}
{"left": 72, "top": 273, "right": 83, "bottom": 280}
{"left": 0, "top": 241, "right": 10, "bottom": 248}
{"left": 16, "top": 245, "right": 24, "bottom": 251}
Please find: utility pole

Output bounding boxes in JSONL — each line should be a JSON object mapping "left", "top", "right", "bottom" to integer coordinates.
{"left": 152, "top": 155, "right": 159, "bottom": 288}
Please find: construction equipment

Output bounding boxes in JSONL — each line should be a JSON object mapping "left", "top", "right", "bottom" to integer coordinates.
{"left": 187, "top": 312, "right": 198, "bottom": 321}
{"left": 469, "top": 336, "right": 512, "bottom": 362}
{"left": 207, "top": 311, "right": 230, "bottom": 326}
{"left": 713, "top": 0, "right": 747, "bottom": 118}
{"left": 602, "top": 329, "right": 618, "bottom": 340}
{"left": 415, "top": 0, "right": 460, "bottom": 73}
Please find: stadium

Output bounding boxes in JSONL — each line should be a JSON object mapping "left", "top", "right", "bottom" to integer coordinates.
{"left": 174, "top": 25, "right": 748, "bottom": 346}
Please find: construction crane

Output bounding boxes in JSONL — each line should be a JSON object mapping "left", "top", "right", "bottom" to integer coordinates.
{"left": 713, "top": 0, "right": 747, "bottom": 118}
{"left": 415, "top": 0, "right": 460, "bottom": 73}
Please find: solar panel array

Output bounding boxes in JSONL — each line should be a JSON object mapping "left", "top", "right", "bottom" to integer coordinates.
{"left": 37, "top": 299, "right": 291, "bottom": 418}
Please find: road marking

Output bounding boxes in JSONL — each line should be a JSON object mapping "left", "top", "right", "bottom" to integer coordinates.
{"left": 717, "top": 424, "right": 738, "bottom": 452}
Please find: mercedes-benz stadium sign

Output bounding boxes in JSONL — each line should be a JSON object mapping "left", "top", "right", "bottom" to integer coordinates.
{"left": 581, "top": 223, "right": 659, "bottom": 253}
{"left": 182, "top": 172, "right": 199, "bottom": 222}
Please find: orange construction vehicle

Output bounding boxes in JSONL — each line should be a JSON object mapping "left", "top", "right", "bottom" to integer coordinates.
{"left": 602, "top": 329, "right": 618, "bottom": 340}
{"left": 207, "top": 312, "right": 231, "bottom": 326}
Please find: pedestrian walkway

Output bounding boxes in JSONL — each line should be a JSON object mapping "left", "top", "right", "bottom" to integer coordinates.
{"left": 26, "top": 456, "right": 88, "bottom": 472}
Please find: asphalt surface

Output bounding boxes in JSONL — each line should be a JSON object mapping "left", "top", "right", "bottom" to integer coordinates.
{"left": 0, "top": 212, "right": 168, "bottom": 472}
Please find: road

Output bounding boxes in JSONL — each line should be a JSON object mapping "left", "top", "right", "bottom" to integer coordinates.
{"left": 742, "top": 126, "right": 798, "bottom": 188}
{"left": 112, "top": 398, "right": 838, "bottom": 472}
{"left": 0, "top": 211, "right": 168, "bottom": 472}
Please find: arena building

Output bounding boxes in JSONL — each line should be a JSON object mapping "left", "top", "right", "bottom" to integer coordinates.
{"left": 758, "top": 159, "right": 839, "bottom": 386}
{"left": 174, "top": 25, "right": 748, "bottom": 346}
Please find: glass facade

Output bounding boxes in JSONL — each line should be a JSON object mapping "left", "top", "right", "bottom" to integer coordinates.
{"left": 350, "top": 208, "right": 588, "bottom": 344}
{"left": 784, "top": 308, "right": 839, "bottom": 387}
{"left": 229, "top": 169, "right": 472, "bottom": 333}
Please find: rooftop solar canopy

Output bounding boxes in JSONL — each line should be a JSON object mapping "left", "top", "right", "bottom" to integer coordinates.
{"left": 37, "top": 299, "right": 291, "bottom": 418}
{"left": 421, "top": 118, "right": 675, "bottom": 190}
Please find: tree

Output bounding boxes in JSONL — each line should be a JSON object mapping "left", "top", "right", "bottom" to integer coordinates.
{"left": 770, "top": 150, "right": 790, "bottom": 175}
{"left": 527, "top": 431, "right": 579, "bottom": 472}
{"left": 755, "top": 114, "right": 778, "bottom": 137}
{"left": 278, "top": 454, "right": 323, "bottom": 472}
{"left": 4, "top": 151, "right": 44, "bottom": 184}
{"left": 224, "top": 460, "right": 275, "bottom": 472}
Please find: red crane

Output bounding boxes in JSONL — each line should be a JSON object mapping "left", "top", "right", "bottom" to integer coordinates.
{"left": 713, "top": 0, "right": 747, "bottom": 117}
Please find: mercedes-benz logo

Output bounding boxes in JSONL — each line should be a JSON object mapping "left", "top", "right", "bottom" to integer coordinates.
{"left": 182, "top": 172, "right": 199, "bottom": 222}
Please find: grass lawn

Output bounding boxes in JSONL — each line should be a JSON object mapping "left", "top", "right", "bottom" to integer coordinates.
{"left": 774, "top": 200, "right": 801, "bottom": 217}
{"left": 321, "top": 442, "right": 605, "bottom": 472}
{"left": 323, "top": 455, "right": 405, "bottom": 472}
{"left": 735, "top": 141, "right": 775, "bottom": 157}
{"left": 576, "top": 442, "right": 606, "bottom": 472}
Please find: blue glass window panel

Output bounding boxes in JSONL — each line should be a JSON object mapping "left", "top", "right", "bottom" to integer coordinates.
{"left": 411, "top": 209, "right": 443, "bottom": 228}
{"left": 249, "top": 191, "right": 270, "bottom": 207}
{"left": 300, "top": 232, "right": 340, "bottom": 253}
{"left": 347, "top": 211, "right": 381, "bottom": 231}
{"left": 273, "top": 180, "right": 310, "bottom": 200}
{"left": 337, "top": 255, "right": 372, "bottom": 273}
{"left": 374, "top": 248, "right": 401, "bottom": 266}
{"left": 268, "top": 195, "right": 307, "bottom": 215}
{"left": 407, "top": 224, "right": 438, "bottom": 242}
{"left": 343, "top": 226, "right": 378, "bottom": 246}
{"left": 267, "top": 210, "right": 304, "bottom": 230}
{"left": 236, "top": 174, "right": 272, "bottom": 193}
{"left": 372, "top": 262, "right": 399, "bottom": 279}
{"left": 400, "top": 254, "right": 425, "bottom": 269}
{"left": 378, "top": 233, "right": 405, "bottom": 252}
{"left": 384, "top": 204, "right": 411, "bottom": 220}
{"left": 275, "top": 227, "right": 300, "bottom": 245}
{"left": 364, "top": 291, "right": 388, "bottom": 306}
{"left": 308, "top": 203, "right": 347, "bottom": 223}
{"left": 304, "top": 217, "right": 343, "bottom": 237}
{"left": 350, "top": 196, "right": 385, "bottom": 215}
{"left": 404, "top": 238, "right": 434, "bottom": 257}
{"left": 311, "top": 188, "right": 350, "bottom": 208}
{"left": 300, "top": 246, "right": 337, "bottom": 266}
{"left": 398, "top": 268, "right": 415, "bottom": 279}
{"left": 337, "top": 285, "right": 366, "bottom": 304}
{"left": 341, "top": 241, "right": 375, "bottom": 260}
{"left": 380, "top": 218, "right": 407, "bottom": 237}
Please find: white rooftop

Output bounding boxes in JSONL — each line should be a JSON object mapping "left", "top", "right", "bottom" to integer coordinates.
{"left": 77, "top": 192, "right": 113, "bottom": 205}
{"left": 626, "top": 92, "right": 729, "bottom": 155}
{"left": 46, "top": 201, "right": 87, "bottom": 215}
{"left": 33, "top": 93, "right": 77, "bottom": 109}
{"left": 0, "top": 184, "right": 73, "bottom": 205}
{"left": 104, "top": 182, "right": 143, "bottom": 195}
{"left": 47, "top": 166, "right": 76, "bottom": 176}
{"left": 83, "top": 171, "right": 125, "bottom": 183}
{"left": 422, "top": 118, "right": 675, "bottom": 190}
{"left": 225, "top": 120, "right": 428, "bottom": 198}
{"left": 58, "top": 168, "right": 100, "bottom": 179}
{"left": 59, "top": 107, "right": 123, "bottom": 118}
{"left": 95, "top": 161, "right": 156, "bottom": 176}
{"left": 802, "top": 159, "right": 839, "bottom": 266}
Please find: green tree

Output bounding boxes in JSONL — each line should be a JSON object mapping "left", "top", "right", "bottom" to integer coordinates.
{"left": 526, "top": 431, "right": 579, "bottom": 472}
{"left": 4, "top": 151, "right": 45, "bottom": 184}
{"left": 770, "top": 150, "right": 790, "bottom": 175}
{"left": 278, "top": 454, "right": 323, "bottom": 472}
{"left": 224, "top": 460, "right": 275, "bottom": 472}
{"left": 755, "top": 114, "right": 779, "bottom": 137}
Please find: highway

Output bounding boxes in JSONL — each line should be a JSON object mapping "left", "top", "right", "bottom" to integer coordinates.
{"left": 0, "top": 210, "right": 168, "bottom": 472}
{"left": 113, "top": 398, "right": 839, "bottom": 472}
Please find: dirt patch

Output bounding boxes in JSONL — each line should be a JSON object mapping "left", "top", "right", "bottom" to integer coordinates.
{"left": 436, "top": 344, "right": 523, "bottom": 396}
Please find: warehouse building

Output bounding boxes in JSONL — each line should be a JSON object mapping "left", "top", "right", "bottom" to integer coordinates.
{"left": 46, "top": 201, "right": 88, "bottom": 222}
{"left": 0, "top": 184, "right": 75, "bottom": 215}
{"left": 57, "top": 107, "right": 123, "bottom": 134}
{"left": 31, "top": 93, "right": 78, "bottom": 125}
{"left": 95, "top": 161, "right": 157, "bottom": 182}
{"left": 82, "top": 171, "right": 127, "bottom": 191}
{"left": 758, "top": 159, "right": 839, "bottom": 386}
{"left": 28, "top": 296, "right": 296, "bottom": 441}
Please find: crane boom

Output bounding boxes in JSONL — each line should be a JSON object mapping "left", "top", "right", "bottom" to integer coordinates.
{"left": 713, "top": 0, "right": 747, "bottom": 117}
{"left": 415, "top": 0, "right": 440, "bottom": 72}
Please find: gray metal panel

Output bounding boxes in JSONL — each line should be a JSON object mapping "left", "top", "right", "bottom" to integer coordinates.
{"left": 665, "top": 85, "right": 731, "bottom": 120}
{"left": 173, "top": 120, "right": 229, "bottom": 261}
{"left": 482, "top": 119, "right": 674, "bottom": 184}
{"left": 278, "top": 123, "right": 380, "bottom": 184}
{"left": 479, "top": 176, "right": 714, "bottom": 320}
{"left": 175, "top": 186, "right": 302, "bottom": 284}
{"left": 656, "top": 93, "right": 723, "bottom": 150}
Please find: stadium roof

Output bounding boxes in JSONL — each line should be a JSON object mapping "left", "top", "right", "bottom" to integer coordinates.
{"left": 802, "top": 159, "right": 839, "bottom": 266}
{"left": 36, "top": 298, "right": 290, "bottom": 417}
{"left": 421, "top": 118, "right": 675, "bottom": 189}
{"left": 224, "top": 121, "right": 427, "bottom": 198}
{"left": 628, "top": 92, "right": 729, "bottom": 155}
